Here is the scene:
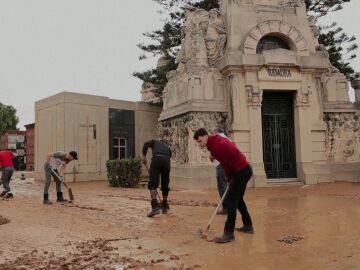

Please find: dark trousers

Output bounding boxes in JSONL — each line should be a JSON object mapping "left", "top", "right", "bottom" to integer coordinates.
{"left": 1, "top": 167, "right": 14, "bottom": 193}
{"left": 224, "top": 165, "right": 253, "bottom": 232}
{"left": 148, "top": 157, "right": 170, "bottom": 196}
{"left": 216, "top": 165, "right": 227, "bottom": 199}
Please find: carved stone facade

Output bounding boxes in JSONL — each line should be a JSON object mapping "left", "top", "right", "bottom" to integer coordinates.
{"left": 158, "top": 112, "right": 227, "bottom": 165}
{"left": 157, "top": 0, "right": 360, "bottom": 188}
{"left": 160, "top": 7, "right": 227, "bottom": 120}
{"left": 324, "top": 112, "right": 360, "bottom": 162}
{"left": 140, "top": 82, "right": 160, "bottom": 104}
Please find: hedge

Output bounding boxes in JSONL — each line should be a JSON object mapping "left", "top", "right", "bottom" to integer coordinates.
{"left": 106, "top": 158, "right": 142, "bottom": 188}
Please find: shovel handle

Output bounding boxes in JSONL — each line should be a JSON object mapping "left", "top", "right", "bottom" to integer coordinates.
{"left": 51, "top": 169, "right": 68, "bottom": 188}
{"left": 206, "top": 185, "right": 229, "bottom": 228}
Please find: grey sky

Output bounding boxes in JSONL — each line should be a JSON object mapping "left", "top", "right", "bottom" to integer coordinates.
{"left": 0, "top": 1, "right": 359, "bottom": 129}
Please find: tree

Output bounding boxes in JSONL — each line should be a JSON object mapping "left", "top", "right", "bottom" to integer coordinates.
{"left": 133, "top": 22, "right": 180, "bottom": 101}
{"left": 0, "top": 103, "right": 19, "bottom": 134}
{"left": 135, "top": 0, "right": 358, "bottom": 103}
{"left": 305, "top": 0, "right": 358, "bottom": 79}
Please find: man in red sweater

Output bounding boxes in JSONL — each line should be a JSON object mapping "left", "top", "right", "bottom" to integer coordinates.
{"left": 0, "top": 149, "right": 17, "bottom": 198}
{"left": 194, "top": 128, "right": 253, "bottom": 243}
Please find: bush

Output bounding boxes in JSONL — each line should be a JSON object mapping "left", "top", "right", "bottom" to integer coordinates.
{"left": 106, "top": 158, "right": 142, "bottom": 188}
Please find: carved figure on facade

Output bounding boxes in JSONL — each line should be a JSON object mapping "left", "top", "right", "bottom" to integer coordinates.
{"left": 158, "top": 112, "right": 227, "bottom": 164}
{"left": 205, "top": 9, "right": 227, "bottom": 67}
{"left": 162, "top": 7, "right": 227, "bottom": 113}
{"left": 175, "top": 7, "right": 226, "bottom": 72}
{"left": 324, "top": 112, "right": 360, "bottom": 161}
{"left": 246, "top": 85, "right": 262, "bottom": 107}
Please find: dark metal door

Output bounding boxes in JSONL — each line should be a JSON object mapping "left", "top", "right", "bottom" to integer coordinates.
{"left": 262, "top": 92, "right": 297, "bottom": 179}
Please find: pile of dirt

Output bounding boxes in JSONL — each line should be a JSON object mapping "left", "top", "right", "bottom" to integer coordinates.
{"left": 66, "top": 204, "right": 105, "bottom": 211}
{"left": 170, "top": 200, "right": 217, "bottom": 207}
{"left": 277, "top": 234, "right": 304, "bottom": 244}
{"left": 122, "top": 194, "right": 217, "bottom": 208}
{"left": 0, "top": 238, "right": 152, "bottom": 270}
{"left": 0, "top": 216, "right": 10, "bottom": 225}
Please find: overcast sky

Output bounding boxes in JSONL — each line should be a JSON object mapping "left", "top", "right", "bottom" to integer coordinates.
{"left": 0, "top": 0, "right": 359, "bottom": 129}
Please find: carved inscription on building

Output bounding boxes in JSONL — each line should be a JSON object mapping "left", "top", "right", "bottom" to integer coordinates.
{"left": 258, "top": 67, "right": 301, "bottom": 81}
{"left": 267, "top": 68, "right": 292, "bottom": 78}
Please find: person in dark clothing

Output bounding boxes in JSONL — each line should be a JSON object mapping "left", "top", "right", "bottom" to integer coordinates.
{"left": 194, "top": 128, "right": 254, "bottom": 243}
{"left": 142, "top": 139, "right": 172, "bottom": 217}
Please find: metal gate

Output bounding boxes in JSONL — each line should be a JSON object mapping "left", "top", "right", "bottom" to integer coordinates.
{"left": 262, "top": 92, "right": 297, "bottom": 179}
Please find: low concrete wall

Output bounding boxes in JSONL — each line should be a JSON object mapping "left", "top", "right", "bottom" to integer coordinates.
{"left": 330, "top": 162, "right": 360, "bottom": 183}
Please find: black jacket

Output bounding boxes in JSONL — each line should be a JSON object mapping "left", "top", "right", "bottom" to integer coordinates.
{"left": 142, "top": 140, "right": 172, "bottom": 160}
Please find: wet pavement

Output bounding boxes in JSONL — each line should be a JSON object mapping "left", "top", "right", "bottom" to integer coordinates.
{"left": 0, "top": 178, "right": 359, "bottom": 269}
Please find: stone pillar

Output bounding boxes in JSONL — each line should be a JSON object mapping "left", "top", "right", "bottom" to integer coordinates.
{"left": 294, "top": 104, "right": 317, "bottom": 185}
{"left": 351, "top": 80, "right": 360, "bottom": 105}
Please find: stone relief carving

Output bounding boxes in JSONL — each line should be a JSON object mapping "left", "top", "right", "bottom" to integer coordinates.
{"left": 140, "top": 82, "right": 160, "bottom": 103}
{"left": 177, "top": 7, "right": 226, "bottom": 72}
{"left": 308, "top": 15, "right": 320, "bottom": 39}
{"left": 162, "top": 7, "right": 227, "bottom": 112}
{"left": 205, "top": 9, "right": 227, "bottom": 67}
{"left": 295, "top": 86, "right": 311, "bottom": 107}
{"left": 158, "top": 112, "right": 228, "bottom": 165}
{"left": 246, "top": 85, "right": 262, "bottom": 107}
{"left": 321, "top": 66, "right": 350, "bottom": 103}
{"left": 281, "top": 0, "right": 305, "bottom": 7}
{"left": 324, "top": 112, "right": 360, "bottom": 162}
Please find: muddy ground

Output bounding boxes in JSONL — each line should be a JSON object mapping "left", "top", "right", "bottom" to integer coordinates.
{"left": 0, "top": 178, "right": 359, "bottom": 270}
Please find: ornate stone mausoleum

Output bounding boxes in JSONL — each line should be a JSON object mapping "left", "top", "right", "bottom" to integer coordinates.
{"left": 157, "top": 0, "right": 360, "bottom": 188}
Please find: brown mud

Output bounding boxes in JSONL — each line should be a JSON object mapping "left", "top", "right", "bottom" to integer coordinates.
{"left": 0, "top": 178, "right": 359, "bottom": 270}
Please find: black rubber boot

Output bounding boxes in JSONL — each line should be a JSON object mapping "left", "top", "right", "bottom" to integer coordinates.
{"left": 0, "top": 191, "right": 7, "bottom": 197}
{"left": 215, "top": 231, "right": 235, "bottom": 243}
{"left": 4, "top": 192, "right": 13, "bottom": 199}
{"left": 161, "top": 200, "right": 169, "bottom": 214}
{"left": 43, "top": 194, "right": 52, "bottom": 205}
{"left": 236, "top": 225, "right": 254, "bottom": 234}
{"left": 147, "top": 199, "right": 160, "bottom": 217}
{"left": 56, "top": 192, "right": 68, "bottom": 202}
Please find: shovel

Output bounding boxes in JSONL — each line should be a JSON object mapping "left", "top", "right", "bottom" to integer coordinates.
{"left": 51, "top": 169, "right": 74, "bottom": 201}
{"left": 199, "top": 185, "right": 229, "bottom": 241}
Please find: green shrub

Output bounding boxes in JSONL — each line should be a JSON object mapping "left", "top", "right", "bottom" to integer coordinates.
{"left": 106, "top": 158, "right": 142, "bottom": 188}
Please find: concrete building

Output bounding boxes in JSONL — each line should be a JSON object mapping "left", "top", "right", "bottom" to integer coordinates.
{"left": 34, "top": 92, "right": 161, "bottom": 182}
{"left": 25, "top": 123, "right": 35, "bottom": 171}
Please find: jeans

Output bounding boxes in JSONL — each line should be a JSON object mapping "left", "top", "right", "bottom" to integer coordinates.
{"left": 216, "top": 165, "right": 227, "bottom": 199}
{"left": 1, "top": 167, "right": 14, "bottom": 193}
{"left": 44, "top": 163, "right": 62, "bottom": 194}
{"left": 224, "top": 165, "right": 253, "bottom": 232}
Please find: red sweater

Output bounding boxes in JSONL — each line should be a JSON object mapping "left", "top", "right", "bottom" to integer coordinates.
{"left": 0, "top": 151, "right": 15, "bottom": 168}
{"left": 207, "top": 135, "right": 249, "bottom": 181}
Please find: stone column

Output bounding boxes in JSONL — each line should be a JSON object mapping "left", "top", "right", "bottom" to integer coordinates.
{"left": 351, "top": 80, "right": 360, "bottom": 106}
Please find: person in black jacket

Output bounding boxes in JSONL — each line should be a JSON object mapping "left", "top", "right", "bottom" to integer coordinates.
{"left": 142, "top": 139, "right": 172, "bottom": 217}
